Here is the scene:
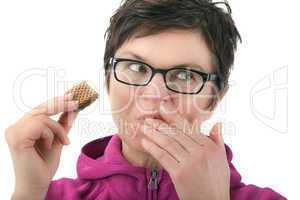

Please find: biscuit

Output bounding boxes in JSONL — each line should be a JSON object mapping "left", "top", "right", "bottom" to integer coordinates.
{"left": 65, "top": 81, "right": 98, "bottom": 111}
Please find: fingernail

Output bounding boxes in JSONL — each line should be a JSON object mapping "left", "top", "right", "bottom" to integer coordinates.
{"left": 69, "top": 101, "right": 79, "bottom": 109}
{"left": 160, "top": 101, "right": 170, "bottom": 112}
{"left": 65, "top": 137, "right": 70, "bottom": 145}
{"left": 65, "top": 93, "right": 74, "bottom": 100}
{"left": 217, "top": 122, "right": 222, "bottom": 132}
{"left": 141, "top": 124, "right": 151, "bottom": 134}
{"left": 47, "top": 141, "right": 53, "bottom": 149}
{"left": 144, "top": 118, "right": 153, "bottom": 125}
{"left": 141, "top": 138, "right": 150, "bottom": 148}
{"left": 145, "top": 118, "right": 161, "bottom": 130}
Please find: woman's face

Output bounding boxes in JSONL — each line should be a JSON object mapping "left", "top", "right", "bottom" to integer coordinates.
{"left": 108, "top": 29, "right": 222, "bottom": 153}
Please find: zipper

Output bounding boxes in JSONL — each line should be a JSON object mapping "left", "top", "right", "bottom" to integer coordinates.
{"left": 148, "top": 168, "right": 158, "bottom": 190}
{"left": 148, "top": 168, "right": 158, "bottom": 200}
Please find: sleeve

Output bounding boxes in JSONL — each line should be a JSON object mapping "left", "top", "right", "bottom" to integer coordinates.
{"left": 45, "top": 178, "right": 107, "bottom": 200}
{"left": 225, "top": 144, "right": 287, "bottom": 200}
{"left": 45, "top": 178, "right": 83, "bottom": 200}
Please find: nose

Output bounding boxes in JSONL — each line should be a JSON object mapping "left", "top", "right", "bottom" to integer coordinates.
{"left": 140, "top": 73, "right": 170, "bottom": 103}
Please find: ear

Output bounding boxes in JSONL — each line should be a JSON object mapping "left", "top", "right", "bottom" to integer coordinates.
{"left": 105, "top": 73, "right": 111, "bottom": 95}
{"left": 197, "top": 86, "right": 228, "bottom": 123}
{"left": 208, "top": 86, "right": 228, "bottom": 112}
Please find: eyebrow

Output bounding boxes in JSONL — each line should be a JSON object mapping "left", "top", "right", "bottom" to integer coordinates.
{"left": 117, "top": 51, "right": 208, "bottom": 72}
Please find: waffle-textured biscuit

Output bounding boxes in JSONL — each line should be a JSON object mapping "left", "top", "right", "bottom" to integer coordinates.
{"left": 65, "top": 81, "right": 98, "bottom": 111}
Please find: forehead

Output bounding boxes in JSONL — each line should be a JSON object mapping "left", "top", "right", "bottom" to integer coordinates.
{"left": 115, "top": 29, "right": 215, "bottom": 73}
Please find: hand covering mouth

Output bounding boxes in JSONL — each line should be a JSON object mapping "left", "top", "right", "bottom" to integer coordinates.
{"left": 137, "top": 113, "right": 165, "bottom": 122}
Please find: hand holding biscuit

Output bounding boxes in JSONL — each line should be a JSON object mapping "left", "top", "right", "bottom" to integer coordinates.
{"left": 5, "top": 81, "right": 98, "bottom": 200}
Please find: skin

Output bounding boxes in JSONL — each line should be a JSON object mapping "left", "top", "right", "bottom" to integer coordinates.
{"left": 5, "top": 94, "right": 79, "bottom": 199}
{"left": 108, "top": 29, "right": 230, "bottom": 199}
{"left": 5, "top": 29, "right": 229, "bottom": 200}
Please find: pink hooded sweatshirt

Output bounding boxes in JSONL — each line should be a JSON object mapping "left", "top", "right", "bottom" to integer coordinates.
{"left": 46, "top": 134, "right": 286, "bottom": 200}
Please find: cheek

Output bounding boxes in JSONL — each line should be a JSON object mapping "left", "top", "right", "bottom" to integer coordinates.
{"left": 176, "top": 90, "right": 214, "bottom": 123}
{"left": 109, "top": 79, "right": 148, "bottom": 151}
{"left": 109, "top": 79, "right": 135, "bottom": 118}
{"left": 194, "top": 84, "right": 216, "bottom": 111}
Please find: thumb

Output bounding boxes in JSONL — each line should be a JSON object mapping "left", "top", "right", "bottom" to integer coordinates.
{"left": 58, "top": 111, "right": 79, "bottom": 133}
{"left": 55, "top": 111, "right": 78, "bottom": 147}
{"left": 209, "top": 122, "right": 224, "bottom": 146}
{"left": 49, "top": 111, "right": 78, "bottom": 154}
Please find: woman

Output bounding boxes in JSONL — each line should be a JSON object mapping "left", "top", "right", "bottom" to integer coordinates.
{"left": 5, "top": 0, "right": 286, "bottom": 199}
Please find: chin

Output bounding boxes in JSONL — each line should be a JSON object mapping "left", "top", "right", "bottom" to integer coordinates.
{"left": 118, "top": 129, "right": 148, "bottom": 152}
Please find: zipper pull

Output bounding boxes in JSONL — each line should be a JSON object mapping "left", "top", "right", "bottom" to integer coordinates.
{"left": 148, "top": 168, "right": 158, "bottom": 190}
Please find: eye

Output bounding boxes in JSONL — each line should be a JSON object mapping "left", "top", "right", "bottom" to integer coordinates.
{"left": 128, "top": 63, "right": 147, "bottom": 73}
{"left": 175, "top": 70, "right": 194, "bottom": 81}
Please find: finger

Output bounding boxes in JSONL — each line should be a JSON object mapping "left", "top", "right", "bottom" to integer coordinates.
{"left": 64, "top": 92, "right": 74, "bottom": 101}
{"left": 32, "top": 93, "right": 72, "bottom": 114}
{"left": 58, "top": 111, "right": 78, "bottom": 133}
{"left": 140, "top": 124, "right": 189, "bottom": 162}
{"left": 208, "top": 122, "right": 224, "bottom": 148}
{"left": 144, "top": 118, "right": 198, "bottom": 153}
{"left": 46, "top": 111, "right": 78, "bottom": 156}
{"left": 189, "top": 119, "right": 211, "bottom": 143}
{"left": 159, "top": 102, "right": 207, "bottom": 147}
{"left": 141, "top": 137, "right": 179, "bottom": 172}
{"left": 39, "top": 116, "right": 69, "bottom": 145}
{"left": 44, "top": 100, "right": 79, "bottom": 116}
{"left": 29, "top": 94, "right": 78, "bottom": 116}
{"left": 40, "top": 126, "right": 54, "bottom": 149}
{"left": 159, "top": 100, "right": 191, "bottom": 134}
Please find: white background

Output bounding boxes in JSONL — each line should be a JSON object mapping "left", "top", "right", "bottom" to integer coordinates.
{"left": 0, "top": 0, "right": 298, "bottom": 199}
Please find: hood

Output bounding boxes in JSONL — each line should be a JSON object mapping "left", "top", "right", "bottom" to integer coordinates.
{"left": 76, "top": 134, "right": 241, "bottom": 187}
{"left": 46, "top": 134, "right": 286, "bottom": 200}
{"left": 77, "top": 134, "right": 148, "bottom": 179}
{"left": 76, "top": 134, "right": 177, "bottom": 200}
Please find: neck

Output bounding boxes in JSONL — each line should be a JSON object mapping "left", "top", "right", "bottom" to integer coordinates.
{"left": 121, "top": 139, "right": 163, "bottom": 170}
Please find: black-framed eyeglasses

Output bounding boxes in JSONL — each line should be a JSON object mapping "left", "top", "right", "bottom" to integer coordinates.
{"left": 109, "top": 57, "right": 219, "bottom": 95}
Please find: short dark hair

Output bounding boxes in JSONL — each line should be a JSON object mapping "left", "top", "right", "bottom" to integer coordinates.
{"left": 103, "top": 0, "right": 242, "bottom": 92}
